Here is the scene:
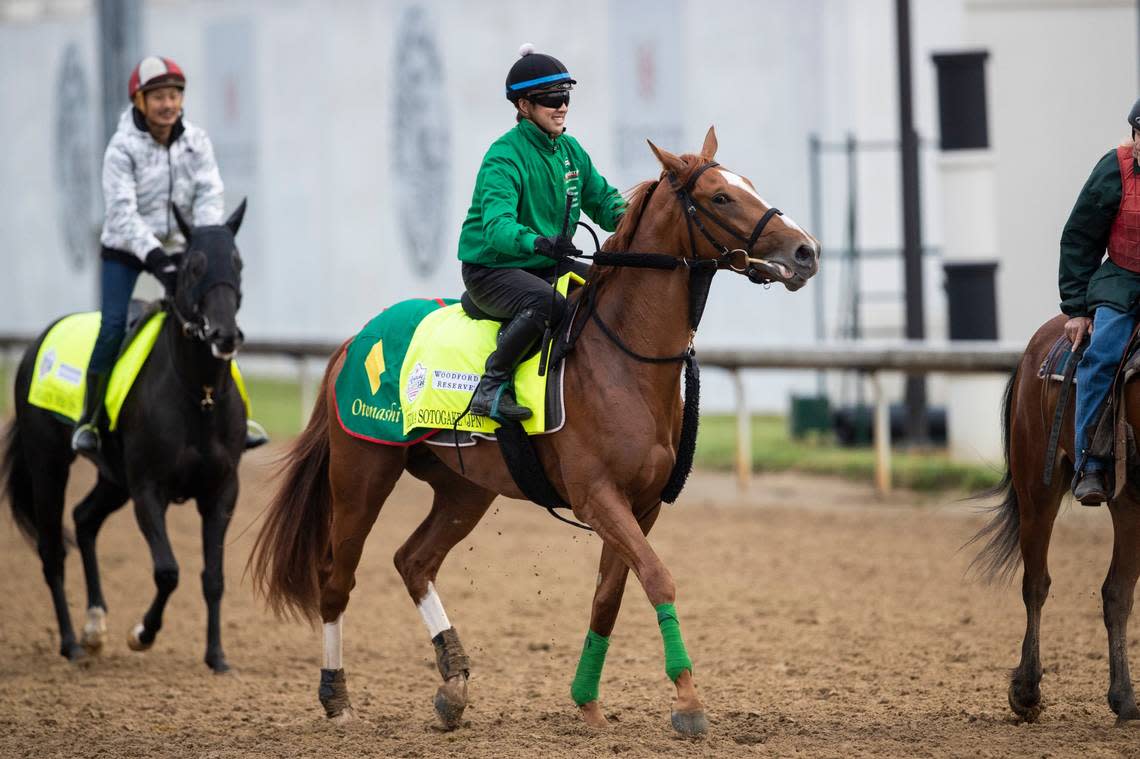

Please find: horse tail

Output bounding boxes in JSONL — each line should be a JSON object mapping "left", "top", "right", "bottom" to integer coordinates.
{"left": 2, "top": 419, "right": 37, "bottom": 545}
{"left": 965, "top": 365, "right": 1022, "bottom": 584}
{"left": 248, "top": 344, "right": 345, "bottom": 623}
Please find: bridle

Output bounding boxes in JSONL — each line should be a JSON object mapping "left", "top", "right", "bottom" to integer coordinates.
{"left": 668, "top": 161, "right": 786, "bottom": 284}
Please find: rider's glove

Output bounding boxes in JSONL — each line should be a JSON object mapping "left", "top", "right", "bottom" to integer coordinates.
{"left": 534, "top": 235, "right": 581, "bottom": 260}
{"left": 145, "top": 248, "right": 178, "bottom": 294}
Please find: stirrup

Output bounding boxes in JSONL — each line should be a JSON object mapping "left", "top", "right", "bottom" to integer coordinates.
{"left": 71, "top": 423, "right": 101, "bottom": 454}
{"left": 244, "top": 419, "right": 270, "bottom": 450}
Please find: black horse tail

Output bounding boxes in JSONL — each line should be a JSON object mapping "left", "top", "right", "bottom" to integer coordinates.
{"left": 3, "top": 419, "right": 38, "bottom": 545}
{"left": 965, "top": 366, "right": 1022, "bottom": 584}
{"left": 248, "top": 343, "right": 345, "bottom": 623}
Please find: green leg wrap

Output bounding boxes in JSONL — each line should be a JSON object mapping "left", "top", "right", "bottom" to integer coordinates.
{"left": 655, "top": 603, "right": 693, "bottom": 682}
{"left": 570, "top": 629, "right": 610, "bottom": 705}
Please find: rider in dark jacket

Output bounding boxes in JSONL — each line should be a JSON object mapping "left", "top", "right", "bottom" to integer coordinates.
{"left": 458, "top": 44, "right": 624, "bottom": 422}
{"left": 1060, "top": 97, "right": 1140, "bottom": 505}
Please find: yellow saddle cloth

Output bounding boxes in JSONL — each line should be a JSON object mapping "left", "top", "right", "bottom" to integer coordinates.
{"left": 400, "top": 272, "right": 582, "bottom": 436}
{"left": 27, "top": 311, "right": 250, "bottom": 430}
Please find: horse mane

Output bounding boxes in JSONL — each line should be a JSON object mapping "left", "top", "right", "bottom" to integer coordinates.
{"left": 601, "top": 154, "right": 710, "bottom": 254}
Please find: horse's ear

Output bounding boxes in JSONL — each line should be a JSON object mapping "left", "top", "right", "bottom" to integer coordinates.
{"left": 700, "top": 126, "right": 718, "bottom": 161}
{"left": 172, "top": 203, "right": 193, "bottom": 242}
{"left": 225, "top": 198, "right": 247, "bottom": 236}
{"left": 647, "top": 139, "right": 685, "bottom": 175}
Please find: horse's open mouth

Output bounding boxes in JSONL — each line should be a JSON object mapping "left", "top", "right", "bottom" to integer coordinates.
{"left": 748, "top": 259, "right": 808, "bottom": 291}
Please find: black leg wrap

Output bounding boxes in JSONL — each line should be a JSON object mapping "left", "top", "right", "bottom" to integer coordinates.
{"left": 432, "top": 627, "right": 471, "bottom": 681}
{"left": 319, "top": 668, "right": 351, "bottom": 718}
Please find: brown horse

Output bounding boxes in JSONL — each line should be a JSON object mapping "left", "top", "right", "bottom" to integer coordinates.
{"left": 972, "top": 313, "right": 1140, "bottom": 724}
{"left": 249, "top": 128, "right": 820, "bottom": 735}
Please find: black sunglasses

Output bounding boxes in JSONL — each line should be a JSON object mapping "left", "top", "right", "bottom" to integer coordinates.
{"left": 529, "top": 91, "right": 570, "bottom": 109}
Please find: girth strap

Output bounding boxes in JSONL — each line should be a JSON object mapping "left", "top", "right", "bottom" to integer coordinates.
{"left": 1043, "top": 342, "right": 1083, "bottom": 486}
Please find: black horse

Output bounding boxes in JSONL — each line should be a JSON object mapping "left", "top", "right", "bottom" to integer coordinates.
{"left": 3, "top": 202, "right": 248, "bottom": 672}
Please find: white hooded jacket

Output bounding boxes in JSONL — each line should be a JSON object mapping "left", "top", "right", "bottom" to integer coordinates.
{"left": 99, "top": 107, "right": 224, "bottom": 263}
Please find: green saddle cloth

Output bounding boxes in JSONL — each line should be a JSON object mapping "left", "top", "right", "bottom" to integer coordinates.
{"left": 334, "top": 272, "right": 580, "bottom": 445}
{"left": 26, "top": 310, "right": 251, "bottom": 430}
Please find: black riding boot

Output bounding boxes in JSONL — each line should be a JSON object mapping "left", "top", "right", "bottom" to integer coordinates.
{"left": 71, "top": 371, "right": 109, "bottom": 455}
{"left": 469, "top": 308, "right": 545, "bottom": 422}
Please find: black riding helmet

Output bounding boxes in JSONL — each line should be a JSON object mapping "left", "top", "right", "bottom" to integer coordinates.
{"left": 1129, "top": 97, "right": 1140, "bottom": 136}
{"left": 505, "top": 43, "right": 576, "bottom": 101}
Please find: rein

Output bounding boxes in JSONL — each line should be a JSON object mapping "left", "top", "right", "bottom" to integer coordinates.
{"left": 161, "top": 309, "right": 233, "bottom": 413}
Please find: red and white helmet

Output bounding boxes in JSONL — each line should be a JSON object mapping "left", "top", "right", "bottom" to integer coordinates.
{"left": 128, "top": 56, "right": 186, "bottom": 101}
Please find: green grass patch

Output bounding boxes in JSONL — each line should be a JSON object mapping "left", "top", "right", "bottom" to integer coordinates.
{"left": 245, "top": 376, "right": 308, "bottom": 441}
{"left": 695, "top": 413, "right": 1004, "bottom": 493}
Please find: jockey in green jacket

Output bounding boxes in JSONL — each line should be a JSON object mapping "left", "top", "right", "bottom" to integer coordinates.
{"left": 458, "top": 44, "right": 625, "bottom": 423}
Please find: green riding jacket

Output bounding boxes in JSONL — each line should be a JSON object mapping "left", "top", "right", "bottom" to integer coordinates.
{"left": 1059, "top": 148, "right": 1140, "bottom": 318}
{"left": 457, "top": 119, "right": 625, "bottom": 269}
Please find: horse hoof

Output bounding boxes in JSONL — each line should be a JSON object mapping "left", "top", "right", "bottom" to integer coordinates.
{"left": 579, "top": 701, "right": 610, "bottom": 728}
{"left": 126, "top": 624, "right": 152, "bottom": 652}
{"left": 63, "top": 642, "right": 88, "bottom": 663}
{"left": 670, "top": 709, "right": 709, "bottom": 737}
{"left": 80, "top": 608, "right": 107, "bottom": 655}
{"left": 79, "top": 631, "right": 104, "bottom": 656}
{"left": 329, "top": 707, "right": 356, "bottom": 725}
{"left": 433, "top": 676, "right": 468, "bottom": 731}
{"left": 1008, "top": 683, "right": 1042, "bottom": 723}
{"left": 209, "top": 661, "right": 233, "bottom": 675}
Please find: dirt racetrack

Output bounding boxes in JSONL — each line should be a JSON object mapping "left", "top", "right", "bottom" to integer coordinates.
{"left": 2, "top": 448, "right": 1139, "bottom": 758}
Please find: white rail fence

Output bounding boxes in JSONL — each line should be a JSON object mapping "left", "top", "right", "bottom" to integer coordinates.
{"left": 0, "top": 336, "right": 1023, "bottom": 494}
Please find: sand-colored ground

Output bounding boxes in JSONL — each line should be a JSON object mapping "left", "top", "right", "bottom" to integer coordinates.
{"left": 2, "top": 449, "right": 1137, "bottom": 758}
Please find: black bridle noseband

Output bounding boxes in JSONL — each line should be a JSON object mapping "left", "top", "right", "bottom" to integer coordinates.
{"left": 670, "top": 160, "right": 784, "bottom": 281}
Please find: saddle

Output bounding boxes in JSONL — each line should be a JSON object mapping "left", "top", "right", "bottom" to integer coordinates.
{"left": 1040, "top": 330, "right": 1140, "bottom": 497}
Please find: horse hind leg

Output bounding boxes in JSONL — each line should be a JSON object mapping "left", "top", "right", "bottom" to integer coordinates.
{"left": 30, "top": 457, "right": 84, "bottom": 661}
{"left": 73, "top": 477, "right": 130, "bottom": 655}
{"left": 395, "top": 453, "right": 496, "bottom": 731}
{"left": 1008, "top": 476, "right": 1066, "bottom": 723}
{"left": 316, "top": 440, "right": 406, "bottom": 722}
{"left": 1102, "top": 494, "right": 1140, "bottom": 723}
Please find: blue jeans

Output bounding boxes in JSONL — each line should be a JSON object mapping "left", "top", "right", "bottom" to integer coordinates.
{"left": 89, "top": 259, "right": 141, "bottom": 374}
{"left": 1074, "top": 304, "right": 1136, "bottom": 472}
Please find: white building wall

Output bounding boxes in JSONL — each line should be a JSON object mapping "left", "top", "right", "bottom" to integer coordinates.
{"left": 1, "top": 0, "right": 1135, "bottom": 416}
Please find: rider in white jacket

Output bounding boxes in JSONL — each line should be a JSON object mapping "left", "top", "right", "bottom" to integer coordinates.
{"left": 72, "top": 56, "right": 267, "bottom": 454}
{"left": 99, "top": 104, "right": 224, "bottom": 262}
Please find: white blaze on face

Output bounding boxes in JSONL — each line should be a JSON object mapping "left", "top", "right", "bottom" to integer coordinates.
{"left": 417, "top": 581, "right": 452, "bottom": 638}
{"left": 323, "top": 613, "right": 344, "bottom": 669}
{"left": 718, "top": 168, "right": 809, "bottom": 238}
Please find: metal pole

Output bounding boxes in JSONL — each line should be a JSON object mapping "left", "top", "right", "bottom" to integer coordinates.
{"left": 895, "top": 0, "right": 929, "bottom": 445}
{"left": 809, "top": 133, "right": 825, "bottom": 395}
{"left": 98, "top": 0, "right": 142, "bottom": 151}
{"left": 299, "top": 356, "right": 314, "bottom": 433}
{"left": 871, "top": 372, "right": 892, "bottom": 495}
{"left": 846, "top": 133, "right": 865, "bottom": 422}
{"left": 731, "top": 370, "right": 752, "bottom": 491}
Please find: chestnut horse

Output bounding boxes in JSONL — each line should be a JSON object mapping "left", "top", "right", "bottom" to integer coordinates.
{"left": 972, "top": 313, "right": 1140, "bottom": 723}
{"left": 249, "top": 128, "right": 819, "bottom": 735}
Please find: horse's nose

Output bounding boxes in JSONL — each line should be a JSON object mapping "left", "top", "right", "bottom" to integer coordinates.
{"left": 794, "top": 244, "right": 816, "bottom": 266}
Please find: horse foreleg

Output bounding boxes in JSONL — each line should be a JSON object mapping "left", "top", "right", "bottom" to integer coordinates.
{"left": 578, "top": 487, "right": 706, "bottom": 737}
{"left": 128, "top": 486, "right": 178, "bottom": 652}
{"left": 574, "top": 503, "right": 662, "bottom": 728}
{"left": 393, "top": 464, "right": 495, "bottom": 731}
{"left": 1102, "top": 495, "right": 1140, "bottom": 723}
{"left": 197, "top": 479, "right": 237, "bottom": 673}
{"left": 73, "top": 477, "right": 129, "bottom": 655}
{"left": 1010, "top": 481, "right": 1064, "bottom": 722}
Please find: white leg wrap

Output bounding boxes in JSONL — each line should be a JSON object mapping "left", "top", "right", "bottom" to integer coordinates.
{"left": 84, "top": 606, "right": 107, "bottom": 636}
{"left": 323, "top": 614, "right": 343, "bottom": 670}
{"left": 417, "top": 582, "right": 451, "bottom": 638}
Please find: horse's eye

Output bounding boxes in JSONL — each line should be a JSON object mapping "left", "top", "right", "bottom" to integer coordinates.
{"left": 712, "top": 193, "right": 731, "bottom": 205}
